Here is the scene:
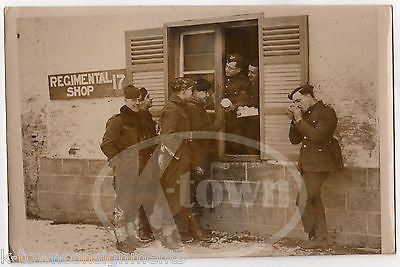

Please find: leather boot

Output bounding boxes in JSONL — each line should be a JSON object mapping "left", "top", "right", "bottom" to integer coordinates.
{"left": 187, "top": 213, "right": 205, "bottom": 241}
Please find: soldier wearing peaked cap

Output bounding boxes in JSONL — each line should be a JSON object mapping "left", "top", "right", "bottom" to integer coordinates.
{"left": 223, "top": 53, "right": 252, "bottom": 154}
{"left": 287, "top": 83, "right": 343, "bottom": 250}
{"left": 100, "top": 84, "right": 157, "bottom": 252}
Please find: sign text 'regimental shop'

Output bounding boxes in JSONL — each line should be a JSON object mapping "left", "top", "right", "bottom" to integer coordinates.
{"left": 48, "top": 69, "right": 126, "bottom": 100}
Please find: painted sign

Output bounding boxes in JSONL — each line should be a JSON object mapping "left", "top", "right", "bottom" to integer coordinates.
{"left": 48, "top": 69, "right": 126, "bottom": 100}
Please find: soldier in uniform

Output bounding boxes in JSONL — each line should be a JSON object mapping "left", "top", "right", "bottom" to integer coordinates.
{"left": 287, "top": 84, "right": 343, "bottom": 249}
{"left": 100, "top": 85, "right": 156, "bottom": 252}
{"left": 186, "top": 78, "right": 223, "bottom": 241}
{"left": 243, "top": 59, "right": 260, "bottom": 154}
{"left": 155, "top": 77, "right": 200, "bottom": 249}
{"left": 223, "top": 53, "right": 250, "bottom": 154}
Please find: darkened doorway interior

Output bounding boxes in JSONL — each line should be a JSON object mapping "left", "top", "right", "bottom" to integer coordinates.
{"left": 224, "top": 25, "right": 260, "bottom": 156}
{"left": 168, "top": 20, "right": 260, "bottom": 157}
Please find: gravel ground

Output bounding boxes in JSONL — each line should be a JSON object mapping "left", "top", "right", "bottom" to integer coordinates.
{"left": 16, "top": 219, "right": 380, "bottom": 263}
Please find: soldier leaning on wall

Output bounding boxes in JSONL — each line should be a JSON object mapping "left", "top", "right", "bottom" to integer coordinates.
{"left": 100, "top": 85, "right": 157, "bottom": 253}
{"left": 287, "top": 84, "right": 344, "bottom": 250}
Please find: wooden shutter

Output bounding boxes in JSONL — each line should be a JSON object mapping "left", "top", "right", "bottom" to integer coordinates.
{"left": 125, "top": 28, "right": 166, "bottom": 117}
{"left": 259, "top": 16, "right": 309, "bottom": 161}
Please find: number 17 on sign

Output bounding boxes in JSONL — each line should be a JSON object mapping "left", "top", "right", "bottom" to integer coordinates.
{"left": 112, "top": 74, "right": 125, "bottom": 90}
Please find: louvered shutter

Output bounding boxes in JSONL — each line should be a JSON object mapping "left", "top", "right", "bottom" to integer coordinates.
{"left": 125, "top": 28, "right": 166, "bottom": 117}
{"left": 259, "top": 16, "right": 309, "bottom": 161}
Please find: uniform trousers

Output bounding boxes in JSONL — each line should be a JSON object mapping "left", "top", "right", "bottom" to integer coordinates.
{"left": 297, "top": 171, "right": 329, "bottom": 238}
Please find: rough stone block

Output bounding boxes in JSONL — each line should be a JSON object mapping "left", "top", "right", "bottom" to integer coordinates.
{"left": 221, "top": 180, "right": 260, "bottom": 207}
{"left": 367, "top": 235, "right": 382, "bottom": 249}
{"left": 53, "top": 210, "right": 68, "bottom": 223}
{"left": 100, "top": 195, "right": 116, "bottom": 214}
{"left": 286, "top": 206, "right": 304, "bottom": 230}
{"left": 347, "top": 188, "right": 380, "bottom": 212}
{"left": 321, "top": 186, "right": 346, "bottom": 210}
{"left": 52, "top": 175, "right": 78, "bottom": 194}
{"left": 38, "top": 192, "right": 65, "bottom": 210}
{"left": 328, "top": 231, "right": 346, "bottom": 245}
{"left": 37, "top": 175, "right": 53, "bottom": 192}
{"left": 39, "top": 157, "right": 62, "bottom": 175}
{"left": 65, "top": 211, "right": 84, "bottom": 223}
{"left": 367, "top": 213, "right": 381, "bottom": 236}
{"left": 367, "top": 168, "right": 380, "bottom": 188}
{"left": 212, "top": 162, "right": 245, "bottom": 181}
{"left": 346, "top": 234, "right": 381, "bottom": 248}
{"left": 212, "top": 202, "right": 249, "bottom": 223}
{"left": 325, "top": 209, "right": 368, "bottom": 234}
{"left": 250, "top": 206, "right": 287, "bottom": 226}
{"left": 38, "top": 208, "right": 54, "bottom": 220}
{"left": 101, "top": 177, "right": 116, "bottom": 196}
{"left": 76, "top": 176, "right": 97, "bottom": 195}
{"left": 88, "top": 159, "right": 112, "bottom": 176}
{"left": 64, "top": 194, "right": 95, "bottom": 212}
{"left": 247, "top": 162, "right": 284, "bottom": 181}
{"left": 252, "top": 178, "right": 291, "bottom": 208}
{"left": 324, "top": 167, "right": 367, "bottom": 187}
{"left": 62, "top": 158, "right": 89, "bottom": 176}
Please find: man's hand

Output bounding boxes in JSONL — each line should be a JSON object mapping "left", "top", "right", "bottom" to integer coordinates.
{"left": 286, "top": 109, "right": 294, "bottom": 120}
{"left": 158, "top": 153, "right": 165, "bottom": 170}
{"left": 194, "top": 166, "right": 205, "bottom": 175}
{"left": 223, "top": 104, "right": 235, "bottom": 112}
{"left": 292, "top": 106, "right": 302, "bottom": 122}
{"left": 287, "top": 104, "right": 296, "bottom": 120}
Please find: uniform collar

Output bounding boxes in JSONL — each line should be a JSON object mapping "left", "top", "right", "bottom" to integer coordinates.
{"left": 169, "top": 93, "right": 186, "bottom": 105}
{"left": 120, "top": 105, "right": 138, "bottom": 115}
{"left": 306, "top": 100, "right": 323, "bottom": 114}
{"left": 226, "top": 73, "right": 246, "bottom": 81}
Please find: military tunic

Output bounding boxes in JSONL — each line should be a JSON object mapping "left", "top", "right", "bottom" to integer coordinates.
{"left": 289, "top": 100, "right": 343, "bottom": 239}
{"left": 158, "top": 94, "right": 193, "bottom": 215}
{"left": 100, "top": 105, "right": 156, "bottom": 236}
{"left": 224, "top": 73, "right": 250, "bottom": 154}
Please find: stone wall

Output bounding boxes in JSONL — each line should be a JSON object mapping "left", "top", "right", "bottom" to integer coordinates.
{"left": 36, "top": 157, "right": 381, "bottom": 248}
{"left": 36, "top": 158, "right": 114, "bottom": 224}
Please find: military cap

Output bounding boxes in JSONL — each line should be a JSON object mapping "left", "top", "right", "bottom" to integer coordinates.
{"left": 123, "top": 84, "right": 141, "bottom": 99}
{"left": 288, "top": 83, "right": 315, "bottom": 100}
{"left": 195, "top": 78, "right": 211, "bottom": 92}
{"left": 227, "top": 53, "right": 245, "bottom": 69}
{"left": 249, "top": 58, "right": 259, "bottom": 68}
{"left": 138, "top": 87, "right": 149, "bottom": 100}
{"left": 170, "top": 77, "right": 197, "bottom": 92}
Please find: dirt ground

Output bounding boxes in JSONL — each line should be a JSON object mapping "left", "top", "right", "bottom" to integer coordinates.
{"left": 16, "top": 219, "right": 380, "bottom": 263}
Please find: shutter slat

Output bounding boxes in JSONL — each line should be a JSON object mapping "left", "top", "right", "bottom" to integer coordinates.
{"left": 264, "top": 50, "right": 300, "bottom": 56}
{"left": 131, "top": 44, "right": 163, "bottom": 51}
{"left": 263, "top": 34, "right": 300, "bottom": 41}
{"left": 131, "top": 49, "right": 164, "bottom": 56}
{"left": 132, "top": 54, "right": 164, "bottom": 60}
{"left": 132, "top": 58, "right": 164, "bottom": 64}
{"left": 126, "top": 28, "right": 166, "bottom": 115}
{"left": 131, "top": 35, "right": 163, "bottom": 42}
{"left": 130, "top": 39, "right": 163, "bottom": 46}
{"left": 264, "top": 29, "right": 299, "bottom": 35}
{"left": 263, "top": 39, "right": 299, "bottom": 45}
{"left": 260, "top": 16, "right": 308, "bottom": 160}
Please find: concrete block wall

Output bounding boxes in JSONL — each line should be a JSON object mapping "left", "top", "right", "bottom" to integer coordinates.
{"left": 199, "top": 161, "right": 381, "bottom": 248}
{"left": 36, "top": 157, "right": 381, "bottom": 248}
{"left": 36, "top": 158, "right": 115, "bottom": 224}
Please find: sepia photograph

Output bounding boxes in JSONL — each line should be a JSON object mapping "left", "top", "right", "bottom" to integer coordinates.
{"left": 3, "top": 3, "right": 396, "bottom": 264}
